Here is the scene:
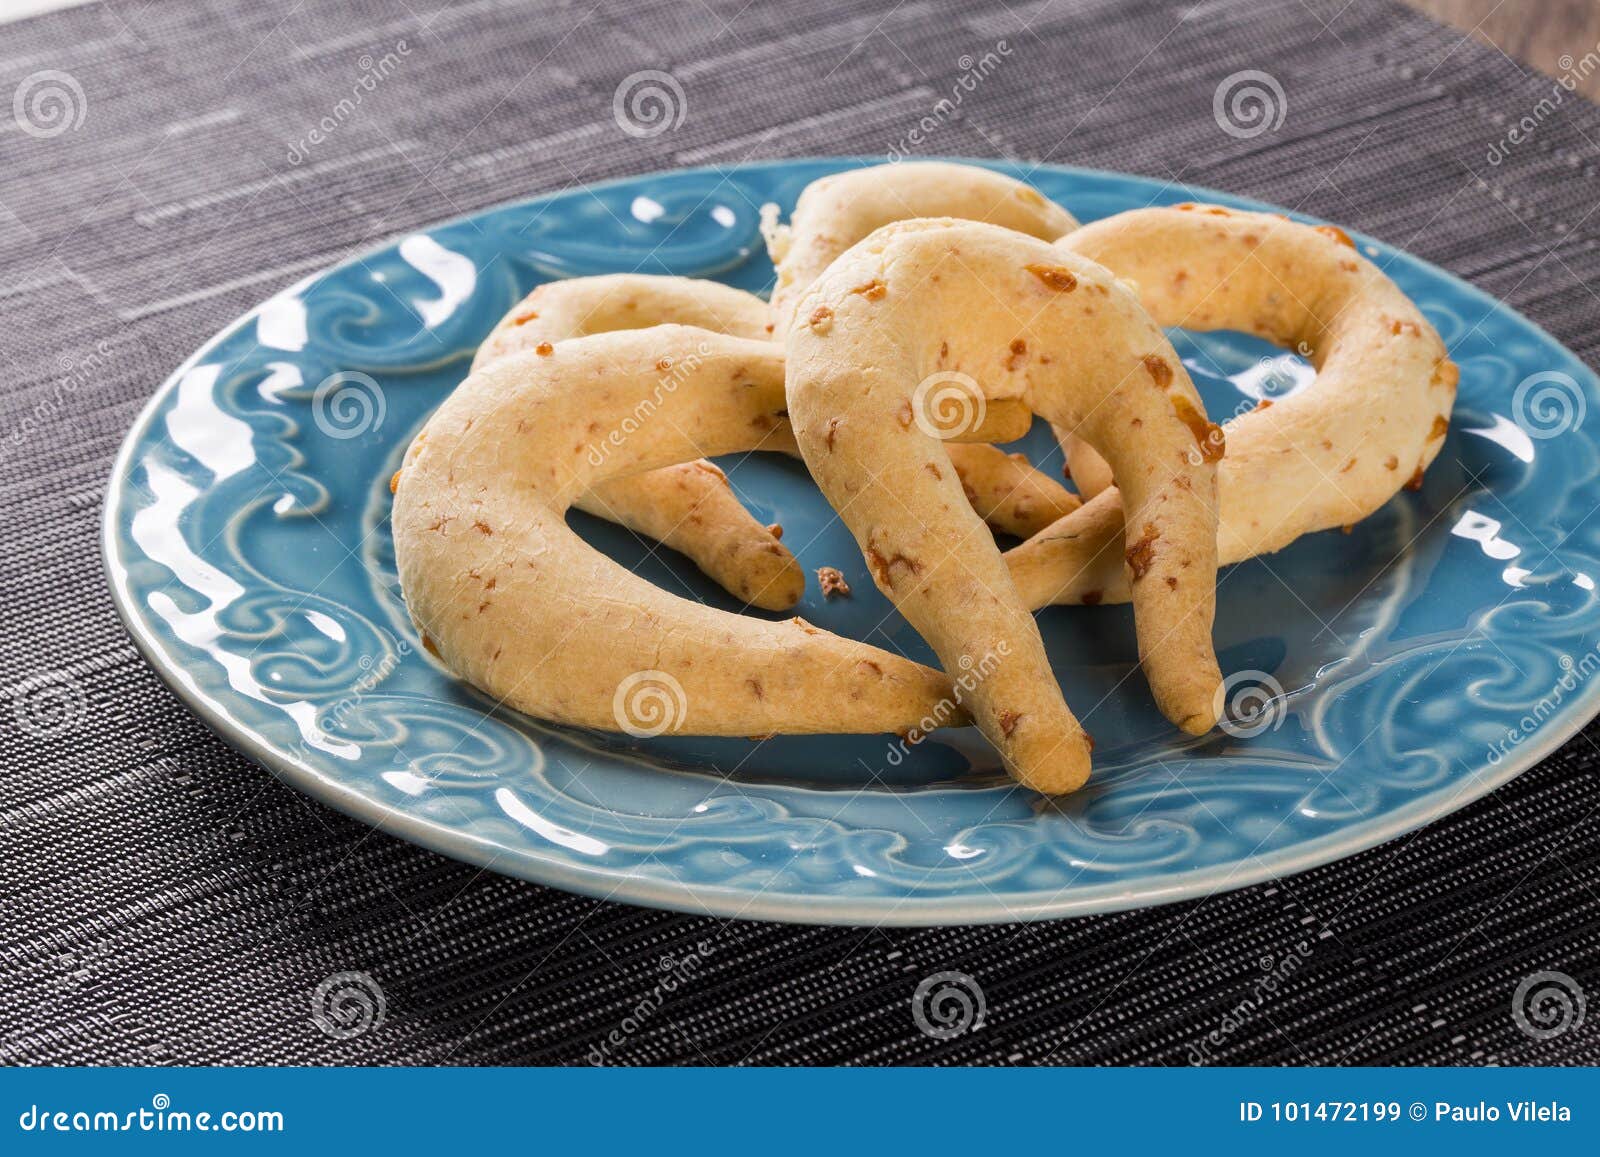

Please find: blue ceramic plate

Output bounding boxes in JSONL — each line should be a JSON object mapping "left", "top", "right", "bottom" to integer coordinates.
{"left": 104, "top": 159, "right": 1600, "bottom": 925}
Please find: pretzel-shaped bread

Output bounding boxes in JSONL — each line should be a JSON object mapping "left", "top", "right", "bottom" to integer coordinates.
{"left": 467, "top": 274, "right": 804, "bottom": 610}
{"left": 787, "top": 219, "right": 1224, "bottom": 794}
{"left": 468, "top": 267, "right": 1075, "bottom": 613}
{"left": 473, "top": 272, "right": 773, "bottom": 370}
{"left": 393, "top": 325, "right": 1061, "bottom": 740}
{"left": 1006, "top": 205, "right": 1457, "bottom": 607}
{"left": 765, "top": 162, "right": 1085, "bottom": 537}
{"left": 763, "top": 161, "right": 1080, "bottom": 331}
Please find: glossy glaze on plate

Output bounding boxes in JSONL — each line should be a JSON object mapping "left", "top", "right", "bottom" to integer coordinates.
{"left": 104, "top": 159, "right": 1600, "bottom": 924}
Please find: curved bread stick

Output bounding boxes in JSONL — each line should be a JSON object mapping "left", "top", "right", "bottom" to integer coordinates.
{"left": 763, "top": 161, "right": 1080, "bottom": 333}
{"left": 764, "top": 162, "right": 1084, "bottom": 535}
{"left": 465, "top": 269, "right": 1069, "bottom": 609}
{"left": 951, "top": 443, "right": 1084, "bottom": 538}
{"left": 1006, "top": 205, "right": 1457, "bottom": 608}
{"left": 788, "top": 219, "right": 1224, "bottom": 793}
{"left": 469, "top": 274, "right": 804, "bottom": 610}
{"left": 395, "top": 326, "right": 970, "bottom": 738}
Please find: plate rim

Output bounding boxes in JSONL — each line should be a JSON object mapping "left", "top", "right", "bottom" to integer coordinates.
{"left": 101, "top": 156, "right": 1600, "bottom": 926}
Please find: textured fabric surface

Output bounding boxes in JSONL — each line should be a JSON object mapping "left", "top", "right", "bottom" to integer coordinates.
{"left": 2, "top": 0, "right": 1599, "bottom": 1066}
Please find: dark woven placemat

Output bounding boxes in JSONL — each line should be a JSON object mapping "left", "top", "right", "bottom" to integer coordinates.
{"left": 2, "top": 0, "right": 1598, "bottom": 1066}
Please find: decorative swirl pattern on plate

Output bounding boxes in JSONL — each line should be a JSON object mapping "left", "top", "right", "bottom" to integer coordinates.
{"left": 296, "top": 229, "right": 524, "bottom": 371}
{"left": 103, "top": 160, "right": 1600, "bottom": 924}
{"left": 483, "top": 171, "right": 769, "bottom": 280}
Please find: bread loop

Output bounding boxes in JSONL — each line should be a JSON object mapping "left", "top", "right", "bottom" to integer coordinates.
{"left": 1006, "top": 204, "right": 1457, "bottom": 608}
{"left": 763, "top": 161, "right": 1080, "bottom": 332}
{"left": 764, "top": 161, "right": 1085, "bottom": 537}
{"left": 466, "top": 266, "right": 1074, "bottom": 612}
{"left": 467, "top": 274, "right": 805, "bottom": 611}
{"left": 394, "top": 326, "right": 984, "bottom": 738}
{"left": 787, "top": 219, "right": 1224, "bottom": 794}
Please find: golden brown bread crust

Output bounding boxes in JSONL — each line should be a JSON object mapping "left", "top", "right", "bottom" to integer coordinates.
{"left": 765, "top": 162, "right": 1085, "bottom": 545}
{"left": 1006, "top": 205, "right": 1457, "bottom": 608}
{"left": 463, "top": 265, "right": 1080, "bottom": 612}
{"left": 788, "top": 219, "right": 1224, "bottom": 794}
{"left": 763, "top": 161, "right": 1080, "bottom": 334}
{"left": 469, "top": 274, "right": 805, "bottom": 611}
{"left": 394, "top": 326, "right": 970, "bottom": 738}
